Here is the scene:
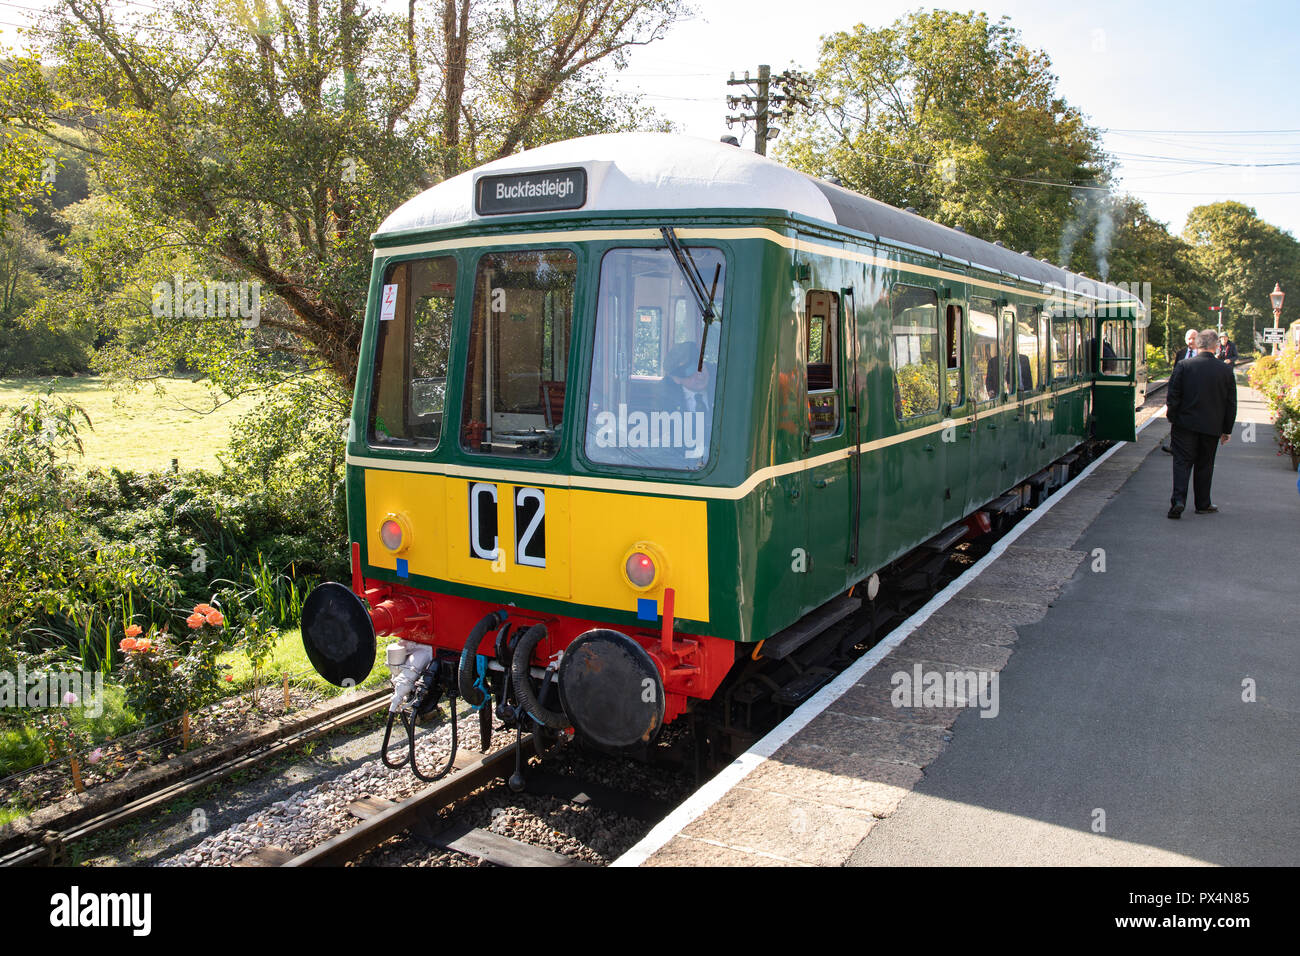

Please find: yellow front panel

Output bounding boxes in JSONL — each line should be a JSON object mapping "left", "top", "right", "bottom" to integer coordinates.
{"left": 568, "top": 490, "right": 710, "bottom": 623}
{"left": 364, "top": 469, "right": 709, "bottom": 624}
{"left": 364, "top": 470, "right": 449, "bottom": 580}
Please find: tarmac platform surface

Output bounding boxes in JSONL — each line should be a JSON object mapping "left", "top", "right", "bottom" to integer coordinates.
{"left": 633, "top": 383, "right": 1299, "bottom": 867}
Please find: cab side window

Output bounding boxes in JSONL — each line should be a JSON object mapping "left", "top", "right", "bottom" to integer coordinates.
{"left": 806, "top": 290, "right": 840, "bottom": 438}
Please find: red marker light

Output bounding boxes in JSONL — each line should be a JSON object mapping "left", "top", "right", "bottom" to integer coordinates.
{"left": 380, "top": 519, "right": 404, "bottom": 552}
{"left": 625, "top": 551, "right": 657, "bottom": 588}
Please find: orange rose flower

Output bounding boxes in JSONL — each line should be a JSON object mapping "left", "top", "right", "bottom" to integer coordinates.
{"left": 125, "top": 624, "right": 143, "bottom": 638}
{"left": 205, "top": 610, "right": 224, "bottom": 627}
{"left": 136, "top": 638, "right": 153, "bottom": 653}
{"left": 186, "top": 612, "right": 206, "bottom": 629}
{"left": 194, "top": 603, "right": 215, "bottom": 615}
{"left": 118, "top": 637, "right": 139, "bottom": 652}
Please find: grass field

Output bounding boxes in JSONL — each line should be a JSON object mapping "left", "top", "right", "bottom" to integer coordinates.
{"left": 217, "top": 628, "right": 389, "bottom": 694}
{"left": 0, "top": 376, "right": 260, "bottom": 472}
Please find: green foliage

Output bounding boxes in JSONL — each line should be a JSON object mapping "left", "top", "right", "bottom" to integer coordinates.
{"left": 0, "top": 384, "right": 347, "bottom": 669}
{"left": 0, "top": 671, "right": 138, "bottom": 778}
{"left": 0, "top": 395, "right": 179, "bottom": 664}
{"left": 6, "top": 0, "right": 684, "bottom": 390}
{"left": 1145, "top": 343, "right": 1172, "bottom": 380}
{"left": 1183, "top": 202, "right": 1300, "bottom": 347}
{"left": 780, "top": 10, "right": 1110, "bottom": 260}
{"left": 1104, "top": 198, "right": 1213, "bottom": 348}
{"left": 1250, "top": 350, "right": 1300, "bottom": 458}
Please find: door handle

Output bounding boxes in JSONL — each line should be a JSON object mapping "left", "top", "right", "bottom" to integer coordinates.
{"left": 814, "top": 478, "right": 829, "bottom": 488}
{"left": 923, "top": 444, "right": 936, "bottom": 453}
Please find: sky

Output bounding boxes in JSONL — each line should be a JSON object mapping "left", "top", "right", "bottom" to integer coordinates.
{"left": 4, "top": 0, "right": 1299, "bottom": 238}
{"left": 599, "top": 0, "right": 1300, "bottom": 238}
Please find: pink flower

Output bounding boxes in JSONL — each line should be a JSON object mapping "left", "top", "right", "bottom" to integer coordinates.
{"left": 87, "top": 748, "right": 104, "bottom": 765}
{"left": 62, "top": 691, "right": 78, "bottom": 706}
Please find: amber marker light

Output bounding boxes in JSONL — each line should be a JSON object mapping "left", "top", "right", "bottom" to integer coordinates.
{"left": 379, "top": 513, "right": 412, "bottom": 554}
{"left": 621, "top": 542, "right": 666, "bottom": 591}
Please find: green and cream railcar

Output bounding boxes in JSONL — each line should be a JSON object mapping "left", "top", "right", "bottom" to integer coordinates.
{"left": 302, "top": 133, "right": 1145, "bottom": 750}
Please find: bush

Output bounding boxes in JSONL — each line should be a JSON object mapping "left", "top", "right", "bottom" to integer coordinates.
{"left": 117, "top": 609, "right": 231, "bottom": 727}
{"left": 1145, "top": 343, "right": 1171, "bottom": 379}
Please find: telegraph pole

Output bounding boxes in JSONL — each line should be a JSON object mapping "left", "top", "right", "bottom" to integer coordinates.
{"left": 1170, "top": 293, "right": 1180, "bottom": 361}
{"left": 726, "top": 65, "right": 811, "bottom": 156}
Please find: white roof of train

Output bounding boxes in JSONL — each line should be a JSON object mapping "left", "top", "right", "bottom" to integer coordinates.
{"left": 377, "top": 132, "right": 1141, "bottom": 308}
{"left": 378, "top": 133, "right": 835, "bottom": 234}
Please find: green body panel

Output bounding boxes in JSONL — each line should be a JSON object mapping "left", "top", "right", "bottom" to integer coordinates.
{"left": 345, "top": 209, "right": 1132, "bottom": 646}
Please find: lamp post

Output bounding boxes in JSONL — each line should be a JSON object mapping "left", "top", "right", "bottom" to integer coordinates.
{"left": 1271, "top": 283, "right": 1285, "bottom": 356}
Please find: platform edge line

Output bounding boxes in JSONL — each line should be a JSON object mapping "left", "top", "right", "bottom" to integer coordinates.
{"left": 612, "top": 413, "right": 1161, "bottom": 867}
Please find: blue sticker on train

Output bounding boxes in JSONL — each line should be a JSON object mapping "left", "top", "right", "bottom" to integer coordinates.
{"left": 396, "top": 558, "right": 409, "bottom": 578}
{"left": 637, "top": 597, "right": 657, "bottom": 621}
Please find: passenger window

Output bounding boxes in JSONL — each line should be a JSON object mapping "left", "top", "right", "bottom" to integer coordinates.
{"left": 1016, "top": 305, "right": 1039, "bottom": 391}
{"left": 891, "top": 285, "right": 940, "bottom": 419}
{"left": 806, "top": 290, "right": 839, "bottom": 438}
{"left": 970, "top": 297, "right": 998, "bottom": 404}
{"left": 1037, "top": 309, "right": 1050, "bottom": 388}
{"left": 368, "top": 255, "right": 457, "bottom": 448}
{"left": 1001, "top": 310, "right": 1015, "bottom": 396}
{"left": 1051, "top": 317, "right": 1071, "bottom": 382}
{"left": 945, "top": 303, "right": 964, "bottom": 407}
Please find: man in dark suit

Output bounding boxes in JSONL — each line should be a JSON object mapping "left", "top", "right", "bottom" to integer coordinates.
{"left": 1161, "top": 329, "right": 1202, "bottom": 454}
{"left": 1165, "top": 329, "right": 1237, "bottom": 519}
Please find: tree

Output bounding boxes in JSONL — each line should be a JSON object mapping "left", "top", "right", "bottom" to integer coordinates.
{"left": 3, "top": 0, "right": 683, "bottom": 387}
{"left": 778, "top": 10, "right": 1111, "bottom": 260}
{"left": 1183, "top": 201, "right": 1300, "bottom": 348}
{"left": 1102, "top": 196, "right": 1214, "bottom": 350}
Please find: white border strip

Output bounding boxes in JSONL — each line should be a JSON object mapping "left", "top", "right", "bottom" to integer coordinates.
{"left": 612, "top": 408, "right": 1164, "bottom": 867}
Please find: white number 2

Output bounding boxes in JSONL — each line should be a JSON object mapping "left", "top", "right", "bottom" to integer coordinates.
{"left": 515, "top": 488, "right": 546, "bottom": 568}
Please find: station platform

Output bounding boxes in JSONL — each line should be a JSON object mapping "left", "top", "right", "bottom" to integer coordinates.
{"left": 622, "top": 383, "right": 1299, "bottom": 867}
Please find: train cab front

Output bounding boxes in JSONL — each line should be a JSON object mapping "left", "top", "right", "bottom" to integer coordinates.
{"left": 301, "top": 209, "right": 746, "bottom": 777}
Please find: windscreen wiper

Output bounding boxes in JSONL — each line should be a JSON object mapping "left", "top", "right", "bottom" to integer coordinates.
{"left": 660, "top": 226, "right": 721, "bottom": 372}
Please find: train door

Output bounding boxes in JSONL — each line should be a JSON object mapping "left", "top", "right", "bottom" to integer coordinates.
{"left": 1092, "top": 315, "right": 1137, "bottom": 441}
{"left": 941, "top": 284, "right": 974, "bottom": 523}
{"left": 802, "top": 288, "right": 853, "bottom": 596}
{"left": 967, "top": 295, "right": 1001, "bottom": 507}
{"left": 1015, "top": 304, "right": 1045, "bottom": 476}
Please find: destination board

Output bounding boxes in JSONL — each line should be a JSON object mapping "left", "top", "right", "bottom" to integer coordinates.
{"left": 476, "top": 168, "right": 587, "bottom": 216}
{"left": 1263, "top": 327, "right": 1285, "bottom": 344}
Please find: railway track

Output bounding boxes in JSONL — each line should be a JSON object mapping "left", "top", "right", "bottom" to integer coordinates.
{"left": 217, "top": 730, "right": 686, "bottom": 868}
{"left": 1, "top": 689, "right": 391, "bottom": 867}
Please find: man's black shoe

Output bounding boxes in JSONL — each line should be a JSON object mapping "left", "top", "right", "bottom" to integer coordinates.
{"left": 1160, "top": 443, "right": 1173, "bottom": 454}
{"left": 1195, "top": 505, "right": 1219, "bottom": 514}
{"left": 1168, "top": 503, "right": 1184, "bottom": 519}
